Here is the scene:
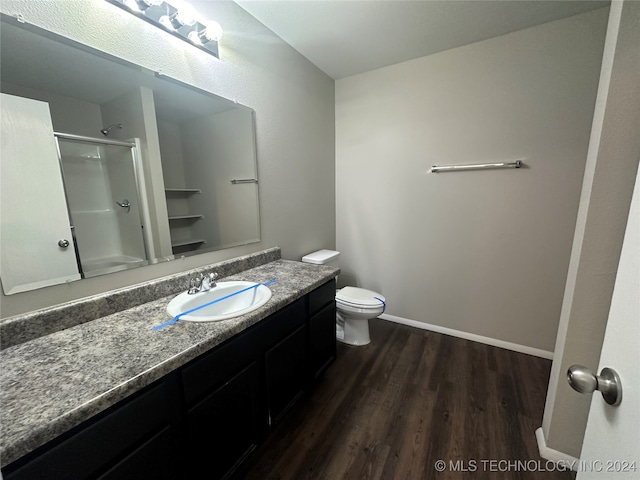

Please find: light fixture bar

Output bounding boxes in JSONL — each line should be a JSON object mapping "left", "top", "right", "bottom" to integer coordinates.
{"left": 106, "top": 0, "right": 221, "bottom": 58}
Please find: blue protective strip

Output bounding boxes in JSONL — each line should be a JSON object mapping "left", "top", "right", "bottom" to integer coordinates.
{"left": 374, "top": 296, "right": 386, "bottom": 314}
{"left": 153, "top": 279, "right": 277, "bottom": 330}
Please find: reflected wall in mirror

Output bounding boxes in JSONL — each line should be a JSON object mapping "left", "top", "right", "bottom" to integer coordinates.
{"left": 0, "top": 15, "right": 261, "bottom": 295}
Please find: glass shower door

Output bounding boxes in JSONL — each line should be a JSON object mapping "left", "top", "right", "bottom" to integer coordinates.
{"left": 56, "top": 135, "right": 148, "bottom": 278}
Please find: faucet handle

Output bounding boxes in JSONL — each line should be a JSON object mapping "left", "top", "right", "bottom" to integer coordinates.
{"left": 188, "top": 274, "right": 203, "bottom": 294}
{"left": 208, "top": 272, "right": 219, "bottom": 287}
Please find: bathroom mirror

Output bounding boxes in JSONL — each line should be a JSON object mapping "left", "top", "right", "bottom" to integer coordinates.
{"left": 0, "top": 15, "right": 261, "bottom": 295}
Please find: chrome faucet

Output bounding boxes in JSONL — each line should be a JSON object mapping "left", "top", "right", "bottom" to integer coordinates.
{"left": 188, "top": 272, "right": 218, "bottom": 294}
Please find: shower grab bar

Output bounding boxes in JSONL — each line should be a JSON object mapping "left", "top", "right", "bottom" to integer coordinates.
{"left": 431, "top": 160, "right": 523, "bottom": 173}
{"left": 230, "top": 178, "right": 258, "bottom": 184}
{"left": 54, "top": 132, "right": 135, "bottom": 148}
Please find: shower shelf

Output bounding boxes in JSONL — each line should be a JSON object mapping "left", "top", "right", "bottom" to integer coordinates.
{"left": 165, "top": 188, "right": 202, "bottom": 194}
{"left": 165, "top": 189, "right": 205, "bottom": 252}
{"left": 171, "top": 238, "right": 206, "bottom": 248}
{"left": 168, "top": 214, "right": 204, "bottom": 221}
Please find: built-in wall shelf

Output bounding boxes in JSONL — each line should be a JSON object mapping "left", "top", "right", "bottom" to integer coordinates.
{"left": 171, "top": 239, "right": 206, "bottom": 248}
{"left": 165, "top": 188, "right": 205, "bottom": 253}
{"left": 168, "top": 214, "right": 204, "bottom": 221}
{"left": 165, "top": 188, "right": 202, "bottom": 194}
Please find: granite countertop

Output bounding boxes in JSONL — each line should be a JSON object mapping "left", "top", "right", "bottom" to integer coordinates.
{"left": 0, "top": 259, "right": 339, "bottom": 468}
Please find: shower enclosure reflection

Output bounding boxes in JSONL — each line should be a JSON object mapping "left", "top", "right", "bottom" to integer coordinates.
{"left": 56, "top": 134, "right": 150, "bottom": 278}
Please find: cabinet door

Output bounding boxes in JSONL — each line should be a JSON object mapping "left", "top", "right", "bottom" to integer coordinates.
{"left": 265, "top": 324, "right": 307, "bottom": 426}
{"left": 185, "top": 361, "right": 261, "bottom": 480}
{"left": 0, "top": 93, "right": 80, "bottom": 294}
{"left": 309, "top": 302, "right": 337, "bottom": 379}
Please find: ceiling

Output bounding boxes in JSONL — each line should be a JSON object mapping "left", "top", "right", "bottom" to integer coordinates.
{"left": 235, "top": 0, "right": 609, "bottom": 79}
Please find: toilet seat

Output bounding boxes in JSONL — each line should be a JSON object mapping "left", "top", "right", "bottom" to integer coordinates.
{"left": 336, "top": 287, "right": 385, "bottom": 309}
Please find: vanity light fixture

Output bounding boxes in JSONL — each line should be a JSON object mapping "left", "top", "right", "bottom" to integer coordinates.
{"left": 125, "top": 0, "right": 163, "bottom": 12}
{"left": 106, "top": 0, "right": 222, "bottom": 58}
{"left": 188, "top": 21, "right": 223, "bottom": 44}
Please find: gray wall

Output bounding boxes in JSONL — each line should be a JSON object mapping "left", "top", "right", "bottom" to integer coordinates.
{"left": 335, "top": 8, "right": 609, "bottom": 353}
{"left": 0, "top": 0, "right": 335, "bottom": 317}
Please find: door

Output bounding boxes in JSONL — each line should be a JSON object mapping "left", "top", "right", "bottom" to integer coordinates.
{"left": 0, "top": 93, "right": 80, "bottom": 294}
{"left": 576, "top": 167, "right": 640, "bottom": 478}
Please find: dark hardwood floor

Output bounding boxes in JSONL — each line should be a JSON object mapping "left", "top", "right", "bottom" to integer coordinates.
{"left": 242, "top": 319, "right": 574, "bottom": 480}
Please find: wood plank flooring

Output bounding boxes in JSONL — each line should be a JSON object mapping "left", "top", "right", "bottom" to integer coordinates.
{"left": 242, "top": 319, "right": 575, "bottom": 480}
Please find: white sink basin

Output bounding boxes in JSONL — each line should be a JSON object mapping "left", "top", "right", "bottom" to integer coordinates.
{"left": 167, "top": 281, "right": 272, "bottom": 322}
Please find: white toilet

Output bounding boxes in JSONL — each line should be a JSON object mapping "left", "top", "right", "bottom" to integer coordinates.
{"left": 302, "top": 250, "right": 386, "bottom": 346}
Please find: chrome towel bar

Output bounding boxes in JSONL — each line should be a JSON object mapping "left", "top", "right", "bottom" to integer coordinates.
{"left": 230, "top": 178, "right": 258, "bottom": 184}
{"left": 431, "top": 160, "right": 522, "bottom": 173}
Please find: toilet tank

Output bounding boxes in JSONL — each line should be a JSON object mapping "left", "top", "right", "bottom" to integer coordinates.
{"left": 301, "top": 249, "right": 340, "bottom": 268}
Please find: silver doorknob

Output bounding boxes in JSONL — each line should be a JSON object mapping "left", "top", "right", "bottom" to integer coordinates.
{"left": 567, "top": 365, "right": 622, "bottom": 406}
{"left": 58, "top": 239, "right": 70, "bottom": 248}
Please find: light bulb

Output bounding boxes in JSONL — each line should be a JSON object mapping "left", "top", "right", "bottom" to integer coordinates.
{"left": 188, "top": 21, "right": 223, "bottom": 45}
{"left": 174, "top": 6, "right": 197, "bottom": 27}
{"left": 201, "top": 21, "right": 223, "bottom": 42}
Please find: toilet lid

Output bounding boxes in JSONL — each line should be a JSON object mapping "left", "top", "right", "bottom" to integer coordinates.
{"left": 336, "top": 287, "right": 385, "bottom": 308}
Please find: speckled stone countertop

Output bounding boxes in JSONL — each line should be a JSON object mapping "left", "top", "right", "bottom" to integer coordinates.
{"left": 0, "top": 248, "right": 283, "bottom": 350}
{"left": 0, "top": 258, "right": 339, "bottom": 468}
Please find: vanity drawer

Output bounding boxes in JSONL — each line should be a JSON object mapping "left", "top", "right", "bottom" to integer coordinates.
{"left": 253, "top": 298, "right": 305, "bottom": 350}
{"left": 308, "top": 279, "right": 336, "bottom": 316}
{"left": 181, "top": 298, "right": 305, "bottom": 406}
{"left": 181, "top": 328, "right": 260, "bottom": 406}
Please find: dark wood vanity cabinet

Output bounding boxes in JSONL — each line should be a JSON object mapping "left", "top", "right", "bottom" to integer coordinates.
{"left": 4, "top": 380, "right": 181, "bottom": 480}
{"left": 3, "top": 280, "right": 336, "bottom": 480}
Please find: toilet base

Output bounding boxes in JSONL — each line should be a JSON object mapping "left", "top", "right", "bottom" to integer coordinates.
{"left": 336, "top": 313, "right": 371, "bottom": 346}
{"left": 337, "top": 335, "right": 371, "bottom": 347}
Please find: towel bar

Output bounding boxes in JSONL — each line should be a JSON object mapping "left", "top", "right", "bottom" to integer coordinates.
{"left": 431, "top": 160, "right": 522, "bottom": 173}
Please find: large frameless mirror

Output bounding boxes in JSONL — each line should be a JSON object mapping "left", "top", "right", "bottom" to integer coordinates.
{"left": 0, "top": 15, "right": 260, "bottom": 295}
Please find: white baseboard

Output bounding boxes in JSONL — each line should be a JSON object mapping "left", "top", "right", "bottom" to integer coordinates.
{"left": 535, "top": 427, "right": 579, "bottom": 471}
{"left": 378, "top": 313, "right": 554, "bottom": 359}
